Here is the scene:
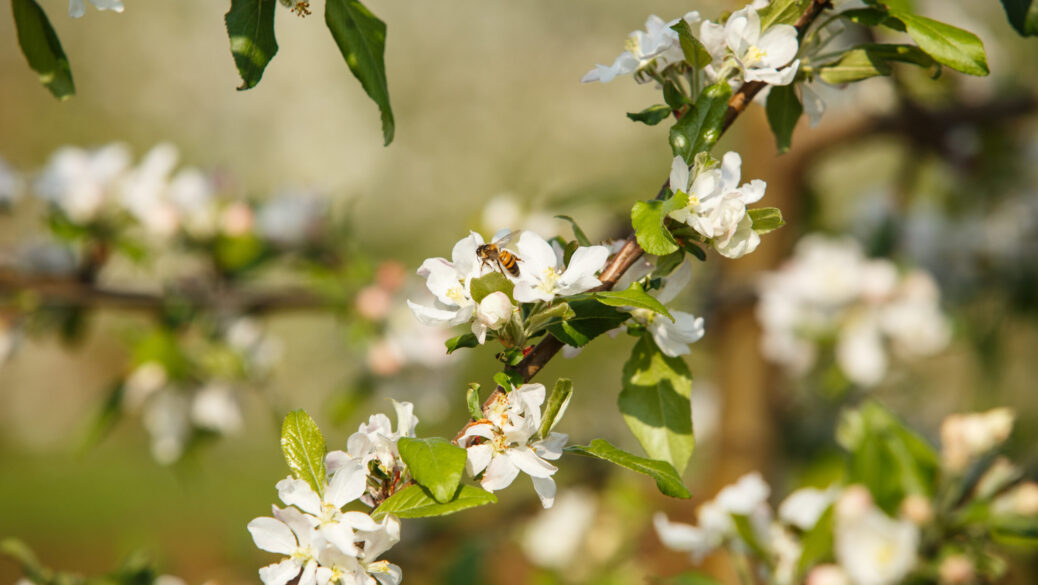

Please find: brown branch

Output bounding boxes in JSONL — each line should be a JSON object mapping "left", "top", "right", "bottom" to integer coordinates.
{"left": 0, "top": 269, "right": 331, "bottom": 315}
{"left": 509, "top": 0, "right": 835, "bottom": 383}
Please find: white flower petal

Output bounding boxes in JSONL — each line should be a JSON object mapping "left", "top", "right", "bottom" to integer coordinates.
{"left": 482, "top": 453, "right": 521, "bottom": 491}
{"left": 531, "top": 476, "right": 558, "bottom": 508}
{"left": 506, "top": 446, "right": 557, "bottom": 479}
{"left": 248, "top": 517, "right": 298, "bottom": 555}
{"left": 465, "top": 443, "right": 494, "bottom": 476}
{"left": 276, "top": 477, "right": 324, "bottom": 516}
{"left": 326, "top": 458, "right": 368, "bottom": 508}
{"left": 259, "top": 559, "right": 301, "bottom": 585}
{"left": 320, "top": 521, "right": 359, "bottom": 556}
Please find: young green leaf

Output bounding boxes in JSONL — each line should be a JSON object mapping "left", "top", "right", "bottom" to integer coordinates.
{"left": 732, "top": 514, "right": 770, "bottom": 558}
{"left": 538, "top": 378, "right": 573, "bottom": 438}
{"left": 626, "top": 104, "right": 673, "bottom": 126}
{"left": 662, "top": 80, "right": 691, "bottom": 110}
{"left": 225, "top": 0, "right": 279, "bottom": 90}
{"left": 565, "top": 439, "right": 691, "bottom": 498}
{"left": 397, "top": 437, "right": 468, "bottom": 504}
{"left": 797, "top": 505, "right": 835, "bottom": 575}
{"left": 671, "top": 20, "right": 712, "bottom": 70}
{"left": 748, "top": 207, "right": 786, "bottom": 234}
{"left": 545, "top": 298, "right": 629, "bottom": 347}
{"left": 1001, "top": 0, "right": 1038, "bottom": 36}
{"left": 632, "top": 191, "right": 690, "bottom": 256}
{"left": 325, "top": 0, "right": 395, "bottom": 145}
{"left": 446, "top": 333, "right": 480, "bottom": 354}
{"left": 468, "top": 271, "right": 514, "bottom": 303}
{"left": 618, "top": 335, "right": 695, "bottom": 473}
{"left": 493, "top": 370, "right": 523, "bottom": 389}
{"left": 670, "top": 82, "right": 733, "bottom": 164}
{"left": 887, "top": 10, "right": 988, "bottom": 76}
{"left": 372, "top": 484, "right": 497, "bottom": 520}
{"left": 554, "top": 215, "right": 592, "bottom": 246}
{"left": 594, "top": 282, "right": 674, "bottom": 320}
{"left": 652, "top": 250, "right": 685, "bottom": 278}
{"left": 12, "top": 0, "right": 74, "bottom": 100}
{"left": 466, "top": 383, "right": 482, "bottom": 421}
{"left": 280, "top": 409, "right": 328, "bottom": 498}
{"left": 765, "top": 84, "right": 803, "bottom": 154}
{"left": 758, "top": 0, "right": 811, "bottom": 30}
{"left": 818, "top": 44, "right": 938, "bottom": 84}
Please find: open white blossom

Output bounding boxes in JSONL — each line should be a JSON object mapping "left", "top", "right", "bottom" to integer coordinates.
{"left": 0, "top": 156, "right": 23, "bottom": 206}
{"left": 779, "top": 486, "right": 838, "bottom": 531}
{"left": 581, "top": 12, "right": 701, "bottom": 83}
{"left": 331, "top": 400, "right": 417, "bottom": 506}
{"left": 458, "top": 384, "right": 567, "bottom": 508}
{"left": 34, "top": 143, "right": 131, "bottom": 223}
{"left": 667, "top": 153, "right": 766, "bottom": 259}
{"left": 940, "top": 408, "right": 1015, "bottom": 473}
{"left": 512, "top": 231, "right": 609, "bottom": 303}
{"left": 257, "top": 191, "right": 327, "bottom": 246}
{"left": 628, "top": 260, "right": 705, "bottom": 357}
{"left": 407, "top": 232, "right": 487, "bottom": 327}
{"left": 520, "top": 489, "right": 597, "bottom": 569}
{"left": 834, "top": 490, "right": 919, "bottom": 585}
{"left": 722, "top": 6, "right": 800, "bottom": 85}
{"left": 69, "top": 0, "right": 123, "bottom": 18}
{"left": 757, "top": 235, "right": 951, "bottom": 387}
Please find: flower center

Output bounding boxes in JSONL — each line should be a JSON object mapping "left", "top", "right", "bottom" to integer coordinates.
{"left": 446, "top": 286, "right": 467, "bottom": 304}
{"left": 745, "top": 46, "right": 767, "bottom": 66}
{"left": 538, "top": 267, "right": 561, "bottom": 292}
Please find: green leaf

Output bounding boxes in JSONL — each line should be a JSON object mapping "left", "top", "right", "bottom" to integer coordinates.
{"left": 280, "top": 409, "right": 328, "bottom": 498}
{"left": 765, "top": 84, "right": 802, "bottom": 154}
{"left": 818, "top": 44, "right": 938, "bottom": 84}
{"left": 632, "top": 191, "right": 689, "bottom": 256}
{"left": 839, "top": 7, "right": 900, "bottom": 27}
{"left": 538, "top": 378, "right": 573, "bottom": 438}
{"left": 566, "top": 439, "right": 691, "bottom": 498}
{"left": 627, "top": 104, "right": 673, "bottom": 126}
{"left": 669, "top": 82, "right": 733, "bottom": 164}
{"left": 732, "top": 514, "right": 770, "bottom": 558}
{"left": 78, "top": 380, "right": 125, "bottom": 453}
{"left": 225, "top": 0, "right": 279, "bottom": 90}
{"left": 748, "top": 207, "right": 786, "bottom": 234}
{"left": 1001, "top": 0, "right": 1038, "bottom": 36}
{"left": 652, "top": 251, "right": 685, "bottom": 278}
{"left": 469, "top": 271, "right": 514, "bottom": 303}
{"left": 466, "top": 383, "right": 482, "bottom": 420}
{"left": 397, "top": 437, "right": 468, "bottom": 504}
{"left": 546, "top": 298, "right": 629, "bottom": 347}
{"left": 446, "top": 333, "right": 480, "bottom": 354}
{"left": 758, "top": 0, "right": 811, "bottom": 30}
{"left": 493, "top": 370, "right": 523, "bottom": 389}
{"left": 659, "top": 573, "right": 725, "bottom": 585}
{"left": 595, "top": 282, "right": 674, "bottom": 320}
{"left": 372, "top": 484, "right": 497, "bottom": 519}
{"left": 671, "top": 20, "right": 712, "bottom": 70}
{"left": 662, "top": 81, "right": 691, "bottom": 110}
{"left": 325, "top": 0, "right": 395, "bottom": 145}
{"left": 797, "top": 505, "right": 835, "bottom": 575}
{"left": 12, "top": 0, "right": 74, "bottom": 99}
{"left": 554, "top": 215, "right": 592, "bottom": 246}
{"left": 618, "top": 335, "right": 695, "bottom": 473}
{"left": 887, "top": 10, "right": 988, "bottom": 76}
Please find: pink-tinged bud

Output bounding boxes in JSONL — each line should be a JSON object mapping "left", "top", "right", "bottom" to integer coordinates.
{"left": 900, "top": 494, "right": 934, "bottom": 525}
{"left": 376, "top": 261, "right": 407, "bottom": 292}
{"left": 938, "top": 555, "right": 974, "bottom": 584}
{"left": 806, "top": 564, "right": 850, "bottom": 585}
{"left": 366, "top": 341, "right": 402, "bottom": 376}
{"left": 998, "top": 481, "right": 1038, "bottom": 517}
{"left": 941, "top": 408, "right": 1015, "bottom": 473}
{"left": 355, "top": 285, "right": 392, "bottom": 321}
{"left": 836, "top": 484, "right": 873, "bottom": 520}
{"left": 220, "top": 202, "right": 254, "bottom": 237}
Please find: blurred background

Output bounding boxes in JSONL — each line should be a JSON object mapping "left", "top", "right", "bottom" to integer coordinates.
{"left": 1, "top": 0, "right": 1036, "bottom": 583}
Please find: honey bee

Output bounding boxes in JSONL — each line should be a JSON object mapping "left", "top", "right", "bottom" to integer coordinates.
{"left": 476, "top": 230, "right": 522, "bottom": 277}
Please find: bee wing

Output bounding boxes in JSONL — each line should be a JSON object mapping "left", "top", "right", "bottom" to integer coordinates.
{"left": 490, "top": 228, "right": 517, "bottom": 246}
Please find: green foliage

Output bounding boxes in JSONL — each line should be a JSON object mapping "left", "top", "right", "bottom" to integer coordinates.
{"left": 837, "top": 401, "right": 939, "bottom": 514}
{"left": 765, "top": 84, "right": 802, "bottom": 154}
{"left": 1001, "top": 0, "right": 1038, "bottom": 36}
{"left": 397, "top": 437, "right": 468, "bottom": 503}
{"left": 493, "top": 370, "right": 523, "bottom": 389}
{"left": 669, "top": 82, "right": 733, "bottom": 164}
{"left": 652, "top": 250, "right": 685, "bottom": 277}
{"left": 657, "top": 573, "right": 725, "bottom": 585}
{"left": 372, "top": 484, "right": 497, "bottom": 520}
{"left": 758, "top": 0, "right": 811, "bottom": 30}
{"left": 886, "top": 10, "right": 989, "bottom": 76}
{"left": 818, "top": 44, "right": 938, "bottom": 84}
{"left": 325, "top": 0, "right": 395, "bottom": 145}
{"left": 468, "top": 271, "right": 514, "bottom": 303}
{"left": 546, "top": 298, "right": 629, "bottom": 347}
{"left": 538, "top": 378, "right": 573, "bottom": 439}
{"left": 797, "top": 506, "right": 835, "bottom": 575}
{"left": 671, "top": 20, "right": 711, "bottom": 70}
{"left": 732, "top": 514, "right": 770, "bottom": 558}
{"left": 594, "top": 282, "right": 674, "bottom": 320}
{"left": 618, "top": 335, "right": 694, "bottom": 473}
{"left": 627, "top": 105, "right": 674, "bottom": 126}
{"left": 225, "top": 0, "right": 279, "bottom": 90}
{"left": 566, "top": 439, "right": 691, "bottom": 498}
{"left": 748, "top": 207, "right": 786, "bottom": 234}
{"left": 280, "top": 409, "right": 328, "bottom": 498}
{"left": 554, "top": 215, "right": 592, "bottom": 246}
{"left": 12, "top": 0, "right": 74, "bottom": 99}
{"left": 632, "top": 191, "right": 689, "bottom": 256}
{"left": 445, "top": 332, "right": 479, "bottom": 354}
{"left": 2, "top": 539, "right": 163, "bottom": 585}
{"left": 466, "top": 383, "right": 482, "bottom": 420}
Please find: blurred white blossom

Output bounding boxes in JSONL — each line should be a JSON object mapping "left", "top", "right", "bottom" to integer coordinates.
{"left": 69, "top": 0, "right": 123, "bottom": 18}
{"left": 519, "top": 489, "right": 597, "bottom": 569}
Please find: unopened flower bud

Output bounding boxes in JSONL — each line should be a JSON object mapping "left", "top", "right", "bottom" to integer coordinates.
{"left": 220, "top": 201, "right": 254, "bottom": 237}
{"left": 806, "top": 564, "right": 851, "bottom": 585}
{"left": 356, "top": 285, "right": 392, "bottom": 321}
{"left": 900, "top": 494, "right": 934, "bottom": 525}
{"left": 941, "top": 408, "right": 1014, "bottom": 472}
{"left": 367, "top": 341, "right": 403, "bottom": 376}
{"left": 938, "top": 554, "right": 974, "bottom": 584}
{"left": 836, "top": 484, "right": 873, "bottom": 520}
{"left": 375, "top": 261, "right": 407, "bottom": 292}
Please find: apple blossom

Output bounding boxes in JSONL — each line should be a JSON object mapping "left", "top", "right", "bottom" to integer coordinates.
{"left": 723, "top": 6, "right": 800, "bottom": 85}
{"left": 581, "top": 12, "right": 701, "bottom": 83}
{"left": 458, "top": 384, "right": 567, "bottom": 508}
{"left": 69, "top": 0, "right": 123, "bottom": 18}
{"left": 779, "top": 486, "right": 838, "bottom": 531}
{"left": 407, "top": 232, "right": 486, "bottom": 327}
{"left": 34, "top": 143, "right": 131, "bottom": 223}
{"left": 940, "top": 408, "right": 1015, "bottom": 472}
{"left": 0, "top": 156, "right": 23, "bottom": 206}
{"left": 520, "top": 489, "right": 597, "bottom": 569}
{"left": 834, "top": 495, "right": 919, "bottom": 585}
{"left": 511, "top": 231, "right": 609, "bottom": 303}
{"left": 257, "top": 191, "right": 326, "bottom": 246}
{"left": 627, "top": 260, "right": 705, "bottom": 357}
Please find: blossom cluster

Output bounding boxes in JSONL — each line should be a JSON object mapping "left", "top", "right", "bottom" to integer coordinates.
{"left": 458, "top": 383, "right": 567, "bottom": 508}
{"left": 656, "top": 408, "right": 1036, "bottom": 585}
{"left": 756, "top": 235, "right": 951, "bottom": 387}
{"left": 582, "top": 4, "right": 800, "bottom": 89}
